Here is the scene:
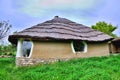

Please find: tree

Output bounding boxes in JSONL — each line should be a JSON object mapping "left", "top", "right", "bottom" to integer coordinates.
{"left": 91, "top": 21, "right": 117, "bottom": 38}
{"left": 0, "top": 21, "right": 12, "bottom": 40}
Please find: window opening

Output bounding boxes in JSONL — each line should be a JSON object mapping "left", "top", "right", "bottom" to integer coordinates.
{"left": 22, "top": 41, "right": 32, "bottom": 57}
{"left": 72, "top": 41, "right": 87, "bottom": 53}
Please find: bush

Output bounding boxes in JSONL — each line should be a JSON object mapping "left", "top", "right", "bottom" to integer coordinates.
{"left": 0, "top": 46, "right": 2, "bottom": 55}
{"left": 0, "top": 45, "right": 16, "bottom": 56}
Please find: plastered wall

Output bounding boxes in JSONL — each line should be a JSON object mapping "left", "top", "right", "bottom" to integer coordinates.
{"left": 31, "top": 41, "right": 109, "bottom": 59}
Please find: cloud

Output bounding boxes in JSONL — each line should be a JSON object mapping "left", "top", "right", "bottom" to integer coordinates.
{"left": 15, "top": 0, "right": 104, "bottom": 17}
{"left": 1, "top": 0, "right": 119, "bottom": 36}
{"left": 38, "top": 0, "right": 100, "bottom": 9}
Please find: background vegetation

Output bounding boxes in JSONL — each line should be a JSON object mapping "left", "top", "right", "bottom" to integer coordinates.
{"left": 0, "top": 54, "right": 120, "bottom": 80}
{"left": 0, "top": 21, "right": 11, "bottom": 40}
{"left": 0, "top": 45, "right": 16, "bottom": 56}
{"left": 91, "top": 21, "right": 117, "bottom": 38}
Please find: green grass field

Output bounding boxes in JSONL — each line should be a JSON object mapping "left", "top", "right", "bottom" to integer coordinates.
{"left": 0, "top": 54, "right": 120, "bottom": 80}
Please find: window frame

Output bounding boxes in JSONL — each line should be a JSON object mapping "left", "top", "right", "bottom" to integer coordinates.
{"left": 16, "top": 39, "right": 34, "bottom": 58}
{"left": 71, "top": 41, "right": 87, "bottom": 54}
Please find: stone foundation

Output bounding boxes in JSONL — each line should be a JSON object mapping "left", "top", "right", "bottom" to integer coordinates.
{"left": 16, "top": 57, "right": 70, "bottom": 66}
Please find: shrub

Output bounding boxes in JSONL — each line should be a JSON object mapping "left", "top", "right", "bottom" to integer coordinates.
{"left": 0, "top": 45, "right": 16, "bottom": 56}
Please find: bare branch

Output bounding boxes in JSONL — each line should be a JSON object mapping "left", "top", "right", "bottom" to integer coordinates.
{"left": 0, "top": 21, "right": 12, "bottom": 39}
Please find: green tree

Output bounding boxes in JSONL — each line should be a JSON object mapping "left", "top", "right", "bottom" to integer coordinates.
{"left": 91, "top": 21, "right": 117, "bottom": 38}
{"left": 0, "top": 21, "right": 12, "bottom": 39}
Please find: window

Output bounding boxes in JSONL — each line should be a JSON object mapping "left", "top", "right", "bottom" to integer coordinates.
{"left": 71, "top": 41, "right": 87, "bottom": 53}
{"left": 22, "top": 41, "right": 32, "bottom": 57}
{"left": 16, "top": 40, "right": 33, "bottom": 58}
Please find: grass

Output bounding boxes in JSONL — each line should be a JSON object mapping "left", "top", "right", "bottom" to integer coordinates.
{"left": 0, "top": 54, "right": 120, "bottom": 80}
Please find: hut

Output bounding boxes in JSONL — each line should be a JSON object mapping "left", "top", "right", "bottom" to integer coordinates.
{"left": 109, "top": 38, "right": 120, "bottom": 53}
{"left": 9, "top": 16, "right": 113, "bottom": 66}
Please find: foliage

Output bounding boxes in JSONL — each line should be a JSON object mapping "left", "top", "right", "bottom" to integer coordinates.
{"left": 0, "top": 54, "right": 120, "bottom": 80}
{"left": 91, "top": 21, "right": 117, "bottom": 38}
{"left": 0, "top": 45, "right": 16, "bottom": 56}
{"left": 0, "top": 21, "right": 12, "bottom": 40}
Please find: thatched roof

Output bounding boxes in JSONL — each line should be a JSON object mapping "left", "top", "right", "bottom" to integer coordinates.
{"left": 111, "top": 37, "right": 120, "bottom": 43}
{"left": 9, "top": 16, "right": 113, "bottom": 44}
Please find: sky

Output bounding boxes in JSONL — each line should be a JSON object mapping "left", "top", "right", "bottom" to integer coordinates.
{"left": 0, "top": 0, "right": 120, "bottom": 36}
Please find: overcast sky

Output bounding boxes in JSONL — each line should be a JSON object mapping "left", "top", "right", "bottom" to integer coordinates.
{"left": 0, "top": 0, "right": 120, "bottom": 36}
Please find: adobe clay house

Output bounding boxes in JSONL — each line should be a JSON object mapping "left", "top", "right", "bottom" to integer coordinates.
{"left": 109, "top": 38, "right": 120, "bottom": 53}
{"left": 9, "top": 16, "right": 113, "bottom": 66}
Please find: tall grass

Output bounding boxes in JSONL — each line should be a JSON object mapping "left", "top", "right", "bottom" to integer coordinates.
{"left": 0, "top": 54, "right": 120, "bottom": 80}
